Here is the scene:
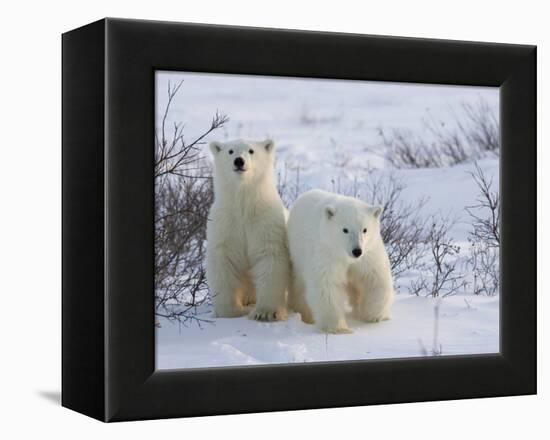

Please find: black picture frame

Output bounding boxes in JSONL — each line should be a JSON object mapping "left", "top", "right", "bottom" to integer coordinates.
{"left": 62, "top": 18, "right": 536, "bottom": 422}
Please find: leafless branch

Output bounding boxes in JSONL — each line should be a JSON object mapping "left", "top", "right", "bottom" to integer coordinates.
{"left": 465, "top": 163, "right": 500, "bottom": 296}
{"left": 409, "top": 215, "right": 466, "bottom": 298}
{"left": 379, "top": 97, "right": 499, "bottom": 169}
{"left": 360, "top": 171, "right": 428, "bottom": 279}
{"left": 154, "top": 81, "right": 228, "bottom": 325}
{"left": 465, "top": 162, "right": 500, "bottom": 247}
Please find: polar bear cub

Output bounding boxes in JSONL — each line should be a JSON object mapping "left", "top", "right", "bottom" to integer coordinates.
{"left": 287, "top": 189, "right": 394, "bottom": 333}
{"left": 206, "top": 139, "right": 289, "bottom": 321}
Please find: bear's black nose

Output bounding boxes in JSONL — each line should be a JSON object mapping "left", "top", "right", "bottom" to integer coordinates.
{"left": 234, "top": 157, "right": 245, "bottom": 168}
{"left": 352, "top": 248, "right": 362, "bottom": 258}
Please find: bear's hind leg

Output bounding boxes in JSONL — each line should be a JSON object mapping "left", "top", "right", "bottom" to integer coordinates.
{"left": 241, "top": 273, "right": 256, "bottom": 307}
{"left": 353, "top": 285, "right": 393, "bottom": 323}
{"left": 207, "top": 253, "right": 250, "bottom": 318}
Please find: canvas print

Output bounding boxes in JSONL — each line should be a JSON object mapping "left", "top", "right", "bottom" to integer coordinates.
{"left": 154, "top": 71, "right": 500, "bottom": 369}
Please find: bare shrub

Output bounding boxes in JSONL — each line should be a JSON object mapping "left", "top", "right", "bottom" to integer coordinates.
{"left": 468, "top": 241, "right": 499, "bottom": 296}
{"left": 380, "top": 98, "right": 499, "bottom": 169}
{"left": 409, "top": 215, "right": 466, "bottom": 298}
{"left": 466, "top": 162, "right": 500, "bottom": 247}
{"left": 276, "top": 161, "right": 307, "bottom": 208}
{"left": 155, "top": 176, "right": 213, "bottom": 325}
{"left": 155, "top": 80, "right": 228, "bottom": 325}
{"left": 458, "top": 100, "right": 500, "bottom": 154}
{"left": 356, "top": 171, "right": 428, "bottom": 279}
{"left": 155, "top": 81, "right": 229, "bottom": 180}
{"left": 466, "top": 163, "right": 500, "bottom": 296}
{"left": 378, "top": 128, "right": 447, "bottom": 169}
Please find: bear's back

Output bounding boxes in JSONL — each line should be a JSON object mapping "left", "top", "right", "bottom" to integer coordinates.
{"left": 290, "top": 189, "right": 364, "bottom": 216}
{"left": 288, "top": 189, "right": 330, "bottom": 224}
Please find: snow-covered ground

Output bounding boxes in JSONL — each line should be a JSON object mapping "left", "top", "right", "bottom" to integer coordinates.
{"left": 157, "top": 294, "right": 498, "bottom": 369}
{"left": 155, "top": 71, "right": 500, "bottom": 370}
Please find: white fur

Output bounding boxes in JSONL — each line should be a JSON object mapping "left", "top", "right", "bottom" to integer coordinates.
{"left": 287, "top": 189, "right": 394, "bottom": 333}
{"left": 206, "top": 139, "right": 289, "bottom": 321}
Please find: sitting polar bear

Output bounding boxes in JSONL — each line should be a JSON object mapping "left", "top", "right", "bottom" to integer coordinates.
{"left": 287, "top": 189, "right": 394, "bottom": 333}
{"left": 206, "top": 139, "right": 289, "bottom": 321}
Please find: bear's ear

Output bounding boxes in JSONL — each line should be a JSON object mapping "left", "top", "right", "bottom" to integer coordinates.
{"left": 209, "top": 141, "right": 223, "bottom": 155}
{"left": 325, "top": 205, "right": 336, "bottom": 220}
{"left": 262, "top": 139, "right": 275, "bottom": 153}
{"left": 372, "top": 205, "right": 383, "bottom": 219}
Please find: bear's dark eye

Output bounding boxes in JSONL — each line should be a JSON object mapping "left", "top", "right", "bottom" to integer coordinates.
{"left": 363, "top": 228, "right": 367, "bottom": 233}
{"left": 343, "top": 228, "right": 348, "bottom": 234}
{"left": 228, "top": 149, "right": 234, "bottom": 155}
{"left": 249, "top": 149, "right": 254, "bottom": 154}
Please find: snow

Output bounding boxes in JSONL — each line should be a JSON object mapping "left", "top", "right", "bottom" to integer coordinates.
{"left": 155, "top": 71, "right": 500, "bottom": 370}
{"left": 395, "top": 158, "right": 499, "bottom": 240}
{"left": 157, "top": 294, "right": 498, "bottom": 369}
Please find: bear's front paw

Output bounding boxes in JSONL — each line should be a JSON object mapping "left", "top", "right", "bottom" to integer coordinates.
{"left": 242, "top": 297, "right": 256, "bottom": 307}
{"left": 316, "top": 316, "right": 352, "bottom": 334}
{"left": 363, "top": 314, "right": 390, "bottom": 323}
{"left": 320, "top": 325, "right": 353, "bottom": 334}
{"left": 249, "top": 306, "right": 288, "bottom": 322}
{"left": 299, "top": 310, "right": 315, "bottom": 325}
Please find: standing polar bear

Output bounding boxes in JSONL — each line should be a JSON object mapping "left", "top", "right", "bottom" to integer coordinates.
{"left": 206, "top": 138, "right": 289, "bottom": 321}
{"left": 287, "top": 190, "right": 394, "bottom": 333}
